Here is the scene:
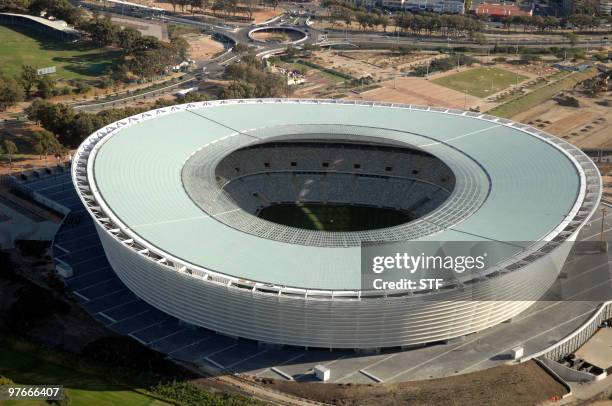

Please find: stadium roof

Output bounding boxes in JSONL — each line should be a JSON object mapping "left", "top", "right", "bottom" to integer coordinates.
{"left": 85, "top": 100, "right": 590, "bottom": 290}
{"left": 0, "top": 13, "right": 80, "bottom": 36}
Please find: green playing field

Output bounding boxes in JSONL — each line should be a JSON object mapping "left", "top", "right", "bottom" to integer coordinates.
{"left": 257, "top": 203, "right": 412, "bottom": 231}
{"left": 433, "top": 66, "right": 528, "bottom": 98}
{"left": 0, "top": 24, "right": 120, "bottom": 80}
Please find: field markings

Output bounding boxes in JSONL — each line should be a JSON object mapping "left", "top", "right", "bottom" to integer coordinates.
{"left": 132, "top": 208, "right": 242, "bottom": 229}
{"left": 334, "top": 353, "right": 397, "bottom": 383}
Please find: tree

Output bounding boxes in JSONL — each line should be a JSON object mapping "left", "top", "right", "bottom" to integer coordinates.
{"left": 20, "top": 65, "right": 38, "bottom": 96}
{"left": 3, "top": 140, "right": 18, "bottom": 171}
{"left": 564, "top": 32, "right": 578, "bottom": 47}
{"left": 29, "top": 0, "right": 83, "bottom": 25}
{"left": 0, "top": 76, "right": 25, "bottom": 111}
{"left": 34, "top": 130, "right": 62, "bottom": 166}
{"left": 0, "top": 0, "right": 30, "bottom": 13}
{"left": 265, "top": 0, "right": 279, "bottom": 11}
{"left": 75, "top": 80, "right": 92, "bottom": 94}
{"left": 37, "top": 75, "right": 56, "bottom": 99}
{"left": 379, "top": 15, "right": 389, "bottom": 32}
{"left": 464, "top": 0, "right": 472, "bottom": 14}
{"left": 85, "top": 17, "right": 119, "bottom": 45}
{"left": 117, "top": 27, "right": 142, "bottom": 53}
{"left": 190, "top": 0, "right": 208, "bottom": 12}
{"left": 233, "top": 43, "right": 251, "bottom": 54}
{"left": 244, "top": 0, "right": 256, "bottom": 20}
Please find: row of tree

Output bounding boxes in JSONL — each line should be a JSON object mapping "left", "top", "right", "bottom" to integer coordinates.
{"left": 0, "top": 69, "right": 57, "bottom": 112}
{"left": 395, "top": 13, "right": 483, "bottom": 36}
{"left": 0, "top": 132, "right": 62, "bottom": 171}
{"left": 25, "top": 90, "right": 209, "bottom": 149}
{"left": 500, "top": 14, "right": 601, "bottom": 32}
{"left": 412, "top": 54, "right": 478, "bottom": 76}
{"left": 324, "top": 3, "right": 483, "bottom": 36}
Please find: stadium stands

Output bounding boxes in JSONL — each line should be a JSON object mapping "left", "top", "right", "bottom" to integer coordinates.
{"left": 0, "top": 13, "right": 80, "bottom": 40}
{"left": 215, "top": 142, "right": 454, "bottom": 221}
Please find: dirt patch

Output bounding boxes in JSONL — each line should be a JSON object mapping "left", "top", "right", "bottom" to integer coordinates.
{"left": 310, "top": 50, "right": 442, "bottom": 82}
{"left": 250, "top": 8, "right": 281, "bottom": 23}
{"left": 185, "top": 34, "right": 224, "bottom": 61}
{"left": 110, "top": 15, "right": 168, "bottom": 41}
{"left": 511, "top": 90, "right": 612, "bottom": 149}
{"left": 254, "top": 361, "right": 567, "bottom": 406}
{"left": 345, "top": 75, "right": 486, "bottom": 110}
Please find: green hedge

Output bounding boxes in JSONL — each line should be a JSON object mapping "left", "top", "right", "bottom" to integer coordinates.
{"left": 149, "top": 381, "right": 266, "bottom": 406}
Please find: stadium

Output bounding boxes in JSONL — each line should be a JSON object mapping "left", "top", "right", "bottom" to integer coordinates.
{"left": 72, "top": 99, "right": 601, "bottom": 350}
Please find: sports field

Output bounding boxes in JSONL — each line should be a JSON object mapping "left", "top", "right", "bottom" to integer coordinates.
{"left": 0, "top": 25, "right": 119, "bottom": 80}
{"left": 258, "top": 203, "right": 412, "bottom": 231}
{"left": 433, "top": 67, "right": 527, "bottom": 98}
{"left": 0, "top": 347, "right": 169, "bottom": 406}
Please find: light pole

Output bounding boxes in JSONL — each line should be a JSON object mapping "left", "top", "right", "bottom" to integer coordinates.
{"left": 601, "top": 206, "right": 608, "bottom": 252}
{"left": 515, "top": 38, "right": 519, "bottom": 55}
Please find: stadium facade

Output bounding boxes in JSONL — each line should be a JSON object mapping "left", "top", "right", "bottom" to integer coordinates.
{"left": 73, "top": 99, "right": 601, "bottom": 350}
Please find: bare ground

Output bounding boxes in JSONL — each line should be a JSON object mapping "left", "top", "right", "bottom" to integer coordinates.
{"left": 346, "top": 75, "right": 484, "bottom": 110}
{"left": 512, "top": 90, "right": 612, "bottom": 149}
{"left": 252, "top": 361, "right": 567, "bottom": 406}
{"left": 185, "top": 34, "right": 225, "bottom": 61}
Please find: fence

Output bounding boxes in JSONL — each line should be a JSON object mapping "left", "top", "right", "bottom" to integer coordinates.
{"left": 522, "top": 301, "right": 612, "bottom": 362}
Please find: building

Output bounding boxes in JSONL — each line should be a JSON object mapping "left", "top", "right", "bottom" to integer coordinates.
{"left": 474, "top": 3, "right": 533, "bottom": 17}
{"left": 0, "top": 12, "right": 80, "bottom": 40}
{"left": 73, "top": 99, "right": 600, "bottom": 350}
{"left": 403, "top": 0, "right": 465, "bottom": 13}
{"left": 347, "top": 0, "right": 378, "bottom": 8}
{"left": 381, "top": 0, "right": 405, "bottom": 9}
{"left": 600, "top": 0, "right": 612, "bottom": 14}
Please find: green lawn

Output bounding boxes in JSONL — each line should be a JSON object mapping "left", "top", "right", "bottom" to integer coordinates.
{"left": 0, "top": 25, "right": 120, "bottom": 80}
{"left": 433, "top": 67, "right": 527, "bottom": 98}
{"left": 258, "top": 203, "right": 411, "bottom": 231}
{"left": 0, "top": 347, "right": 170, "bottom": 406}
{"left": 291, "top": 62, "right": 346, "bottom": 83}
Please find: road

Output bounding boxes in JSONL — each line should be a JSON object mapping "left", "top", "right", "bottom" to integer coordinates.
{"left": 67, "top": 2, "right": 609, "bottom": 112}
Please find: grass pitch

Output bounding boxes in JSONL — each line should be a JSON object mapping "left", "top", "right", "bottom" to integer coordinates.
{"left": 433, "top": 67, "right": 527, "bottom": 98}
{"left": 0, "top": 347, "right": 169, "bottom": 406}
{"left": 0, "top": 25, "right": 119, "bottom": 80}
{"left": 258, "top": 203, "right": 412, "bottom": 231}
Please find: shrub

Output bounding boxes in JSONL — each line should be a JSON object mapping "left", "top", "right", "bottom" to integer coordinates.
{"left": 0, "top": 375, "right": 13, "bottom": 385}
{"left": 149, "top": 381, "right": 266, "bottom": 406}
